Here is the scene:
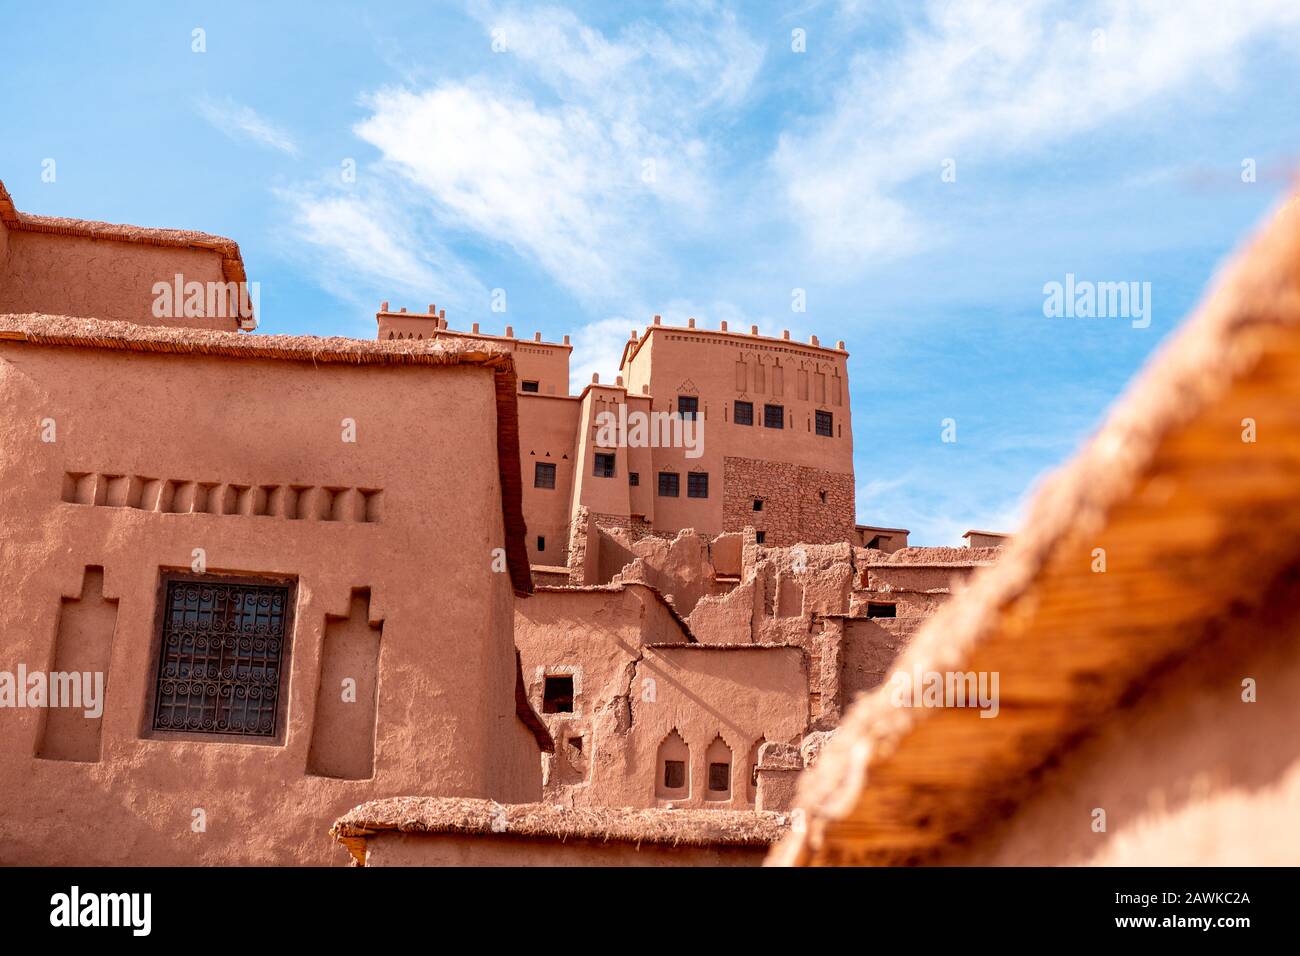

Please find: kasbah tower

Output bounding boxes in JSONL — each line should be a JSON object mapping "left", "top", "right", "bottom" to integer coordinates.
{"left": 378, "top": 304, "right": 855, "bottom": 563}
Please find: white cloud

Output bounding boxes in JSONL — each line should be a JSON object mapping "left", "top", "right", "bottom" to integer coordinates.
{"left": 276, "top": 185, "right": 488, "bottom": 321}
{"left": 568, "top": 315, "right": 639, "bottom": 394}
{"left": 196, "top": 96, "right": 299, "bottom": 155}
{"left": 347, "top": 4, "right": 764, "bottom": 303}
{"left": 774, "top": 0, "right": 1300, "bottom": 269}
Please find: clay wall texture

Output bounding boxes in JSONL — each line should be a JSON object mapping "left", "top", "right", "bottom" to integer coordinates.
{"left": 0, "top": 232, "right": 239, "bottom": 332}
{"left": 0, "top": 338, "right": 541, "bottom": 864}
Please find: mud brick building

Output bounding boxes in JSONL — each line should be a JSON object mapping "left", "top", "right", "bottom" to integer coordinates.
{"left": 377, "top": 304, "right": 856, "bottom": 563}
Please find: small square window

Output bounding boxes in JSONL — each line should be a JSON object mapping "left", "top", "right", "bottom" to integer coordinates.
{"left": 663, "top": 760, "right": 686, "bottom": 789}
{"left": 542, "top": 674, "right": 574, "bottom": 713}
{"left": 816, "top": 410, "right": 833, "bottom": 437}
{"left": 677, "top": 396, "right": 698, "bottom": 420}
{"left": 867, "top": 602, "right": 897, "bottom": 619}
{"left": 537, "top": 536, "right": 546, "bottom": 552}
{"left": 734, "top": 400, "right": 753, "bottom": 426}
{"left": 521, "top": 380, "right": 540, "bottom": 393}
{"left": 708, "top": 762, "right": 730, "bottom": 792}
{"left": 755, "top": 531, "right": 766, "bottom": 544}
{"left": 658, "top": 472, "right": 680, "bottom": 497}
{"left": 752, "top": 499, "right": 763, "bottom": 512}
{"left": 593, "top": 452, "right": 616, "bottom": 478}
{"left": 534, "top": 462, "right": 556, "bottom": 489}
{"left": 764, "top": 404, "right": 785, "bottom": 429}
{"left": 629, "top": 472, "right": 640, "bottom": 486}
{"left": 687, "top": 472, "right": 709, "bottom": 498}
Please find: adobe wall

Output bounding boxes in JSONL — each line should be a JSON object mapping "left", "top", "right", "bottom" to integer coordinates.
{"left": 840, "top": 618, "right": 927, "bottom": 702}
{"left": 0, "top": 343, "right": 540, "bottom": 865}
{"left": 632, "top": 645, "right": 808, "bottom": 809}
{"left": 516, "top": 585, "right": 687, "bottom": 801}
{"left": 356, "top": 829, "right": 769, "bottom": 866}
{"left": 518, "top": 393, "right": 580, "bottom": 565}
{"left": 516, "top": 591, "right": 808, "bottom": 809}
{"left": 0, "top": 231, "right": 238, "bottom": 331}
{"left": 376, "top": 310, "right": 571, "bottom": 396}
{"left": 722, "top": 458, "right": 855, "bottom": 545}
{"left": 949, "top": 574, "right": 1300, "bottom": 866}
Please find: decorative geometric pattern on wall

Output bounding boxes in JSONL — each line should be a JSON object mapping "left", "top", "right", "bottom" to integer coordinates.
{"left": 60, "top": 472, "right": 382, "bottom": 522}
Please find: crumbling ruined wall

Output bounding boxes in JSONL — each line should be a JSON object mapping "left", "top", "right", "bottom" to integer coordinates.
{"left": 609, "top": 529, "right": 716, "bottom": 617}
{"left": 534, "top": 525, "right": 1003, "bottom": 811}
{"left": 840, "top": 618, "right": 927, "bottom": 702}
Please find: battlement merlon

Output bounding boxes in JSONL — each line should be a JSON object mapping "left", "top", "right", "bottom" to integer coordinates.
{"left": 375, "top": 303, "right": 573, "bottom": 350}
{"left": 618, "top": 315, "right": 848, "bottom": 372}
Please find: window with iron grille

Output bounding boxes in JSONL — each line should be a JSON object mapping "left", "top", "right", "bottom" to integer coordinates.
{"left": 816, "top": 409, "right": 833, "bottom": 437}
{"left": 658, "top": 472, "right": 680, "bottom": 497}
{"left": 151, "top": 576, "right": 294, "bottom": 738}
{"left": 687, "top": 472, "right": 709, "bottom": 498}
{"left": 708, "top": 761, "right": 730, "bottom": 792}
{"left": 593, "top": 452, "right": 616, "bottom": 478}
{"left": 734, "top": 400, "right": 753, "bottom": 426}
{"left": 677, "top": 395, "right": 698, "bottom": 420}
{"left": 764, "top": 403, "right": 785, "bottom": 429}
{"left": 629, "top": 472, "right": 640, "bottom": 486}
{"left": 521, "top": 380, "right": 540, "bottom": 393}
{"left": 534, "top": 461, "right": 556, "bottom": 489}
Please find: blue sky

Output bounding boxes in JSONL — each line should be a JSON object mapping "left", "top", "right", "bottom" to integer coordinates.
{"left": 4, "top": 0, "right": 1299, "bottom": 543}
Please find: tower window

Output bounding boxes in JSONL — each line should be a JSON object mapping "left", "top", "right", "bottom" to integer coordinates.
{"left": 867, "top": 602, "right": 897, "bottom": 619}
{"left": 658, "top": 472, "right": 680, "bottom": 497}
{"left": 733, "top": 400, "right": 753, "bottom": 426}
{"left": 677, "top": 396, "right": 698, "bottom": 420}
{"left": 752, "top": 499, "right": 763, "bottom": 512}
{"left": 593, "top": 452, "right": 616, "bottom": 478}
{"left": 537, "top": 536, "right": 546, "bottom": 552}
{"left": 521, "top": 380, "right": 540, "bottom": 393}
{"left": 542, "top": 675, "right": 574, "bottom": 713}
{"left": 534, "top": 462, "right": 556, "bottom": 489}
{"left": 816, "top": 410, "right": 833, "bottom": 436}
{"left": 756, "top": 531, "right": 766, "bottom": 544}
{"left": 687, "top": 473, "right": 709, "bottom": 498}
{"left": 764, "top": 404, "right": 785, "bottom": 429}
{"left": 708, "top": 762, "right": 730, "bottom": 793}
{"left": 629, "top": 472, "right": 640, "bottom": 486}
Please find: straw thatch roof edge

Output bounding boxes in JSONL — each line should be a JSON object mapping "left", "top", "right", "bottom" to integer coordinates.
{"left": 331, "top": 796, "right": 788, "bottom": 863}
